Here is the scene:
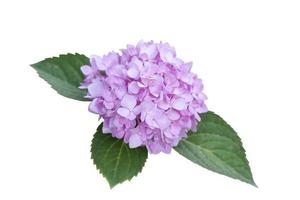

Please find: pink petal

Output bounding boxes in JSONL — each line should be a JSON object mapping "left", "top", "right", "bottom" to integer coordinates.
{"left": 102, "top": 52, "right": 119, "bottom": 68}
{"left": 127, "top": 45, "right": 139, "bottom": 56}
{"left": 113, "top": 115, "right": 123, "bottom": 127}
{"left": 117, "top": 107, "right": 130, "bottom": 118}
{"left": 172, "top": 98, "right": 187, "bottom": 110}
{"left": 129, "top": 134, "right": 143, "bottom": 148}
{"left": 173, "top": 86, "right": 185, "bottom": 95}
{"left": 140, "top": 110, "right": 147, "bottom": 121}
{"left": 164, "top": 129, "right": 173, "bottom": 138}
{"left": 192, "top": 79, "right": 203, "bottom": 94}
{"left": 164, "top": 73, "right": 178, "bottom": 86}
{"left": 103, "top": 101, "right": 114, "bottom": 109}
{"left": 158, "top": 100, "right": 170, "bottom": 110}
{"left": 167, "top": 109, "right": 180, "bottom": 121}
{"left": 137, "top": 82, "right": 147, "bottom": 88}
{"left": 147, "top": 143, "right": 161, "bottom": 154}
{"left": 121, "top": 94, "right": 137, "bottom": 110}
{"left": 171, "top": 57, "right": 184, "bottom": 66}
{"left": 102, "top": 91, "right": 115, "bottom": 101}
{"left": 159, "top": 43, "right": 176, "bottom": 63}
{"left": 102, "top": 119, "right": 112, "bottom": 134}
{"left": 142, "top": 62, "right": 159, "bottom": 76}
{"left": 127, "top": 66, "right": 139, "bottom": 79}
{"left": 180, "top": 73, "right": 194, "bottom": 85}
{"left": 155, "top": 113, "right": 170, "bottom": 130}
{"left": 178, "top": 62, "right": 192, "bottom": 72}
{"left": 88, "top": 99, "right": 100, "bottom": 114}
{"left": 90, "top": 55, "right": 104, "bottom": 69}
{"left": 194, "top": 112, "right": 201, "bottom": 121}
{"left": 130, "top": 57, "right": 143, "bottom": 69}
{"left": 149, "top": 85, "right": 161, "bottom": 97}
{"left": 80, "top": 65, "right": 92, "bottom": 75}
{"left": 114, "top": 130, "right": 125, "bottom": 139}
{"left": 87, "top": 80, "right": 103, "bottom": 98}
{"left": 133, "top": 105, "right": 142, "bottom": 115}
{"left": 139, "top": 44, "right": 158, "bottom": 60}
{"left": 128, "top": 81, "right": 140, "bottom": 94}
{"left": 170, "top": 125, "right": 181, "bottom": 136}
{"left": 106, "top": 64, "right": 125, "bottom": 77}
{"left": 145, "top": 115, "right": 159, "bottom": 128}
{"left": 102, "top": 127, "right": 111, "bottom": 134}
{"left": 158, "top": 95, "right": 171, "bottom": 110}
{"left": 180, "top": 93, "right": 194, "bottom": 102}
{"left": 142, "top": 101, "right": 155, "bottom": 111}
{"left": 127, "top": 112, "right": 136, "bottom": 120}
{"left": 114, "top": 86, "right": 126, "bottom": 99}
{"left": 161, "top": 145, "right": 172, "bottom": 154}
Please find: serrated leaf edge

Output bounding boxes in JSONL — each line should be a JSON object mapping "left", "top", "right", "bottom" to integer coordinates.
{"left": 91, "top": 130, "right": 148, "bottom": 188}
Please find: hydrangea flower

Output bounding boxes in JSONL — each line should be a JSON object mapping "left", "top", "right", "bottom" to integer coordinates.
{"left": 80, "top": 41, "right": 208, "bottom": 154}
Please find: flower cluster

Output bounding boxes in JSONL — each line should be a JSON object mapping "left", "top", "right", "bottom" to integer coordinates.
{"left": 80, "top": 41, "right": 207, "bottom": 154}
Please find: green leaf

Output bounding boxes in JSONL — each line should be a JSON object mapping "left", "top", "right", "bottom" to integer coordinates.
{"left": 174, "top": 111, "right": 256, "bottom": 186}
{"left": 91, "top": 124, "right": 148, "bottom": 188}
{"left": 31, "top": 53, "right": 89, "bottom": 101}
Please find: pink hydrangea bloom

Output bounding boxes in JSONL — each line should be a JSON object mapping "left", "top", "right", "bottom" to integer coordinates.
{"left": 80, "top": 41, "right": 208, "bottom": 154}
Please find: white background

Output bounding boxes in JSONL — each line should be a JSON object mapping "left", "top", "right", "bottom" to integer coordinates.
{"left": 0, "top": 0, "right": 299, "bottom": 199}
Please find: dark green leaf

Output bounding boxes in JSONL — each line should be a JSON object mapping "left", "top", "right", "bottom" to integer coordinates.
{"left": 31, "top": 53, "right": 89, "bottom": 101}
{"left": 91, "top": 124, "right": 148, "bottom": 188}
{"left": 174, "top": 111, "right": 256, "bottom": 186}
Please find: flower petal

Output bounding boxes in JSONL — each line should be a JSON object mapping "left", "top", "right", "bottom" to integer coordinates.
{"left": 90, "top": 55, "right": 104, "bottom": 70}
{"left": 159, "top": 43, "right": 176, "bottom": 63}
{"left": 172, "top": 98, "right": 187, "bottom": 110}
{"left": 88, "top": 99, "right": 100, "bottom": 114}
{"left": 167, "top": 109, "right": 181, "bottom": 121}
{"left": 128, "top": 81, "right": 140, "bottom": 94}
{"left": 103, "top": 101, "right": 114, "bottom": 109}
{"left": 128, "top": 112, "right": 136, "bottom": 120}
{"left": 139, "top": 44, "right": 158, "bottom": 60}
{"left": 154, "top": 113, "right": 170, "bottom": 130}
{"left": 145, "top": 115, "right": 159, "bottom": 128}
{"left": 80, "top": 65, "right": 92, "bottom": 75}
{"left": 127, "top": 66, "right": 139, "bottom": 79}
{"left": 117, "top": 107, "right": 130, "bottom": 118}
{"left": 121, "top": 94, "right": 137, "bottom": 110}
{"left": 129, "top": 134, "right": 143, "bottom": 148}
{"left": 149, "top": 85, "right": 161, "bottom": 97}
{"left": 87, "top": 80, "right": 103, "bottom": 98}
